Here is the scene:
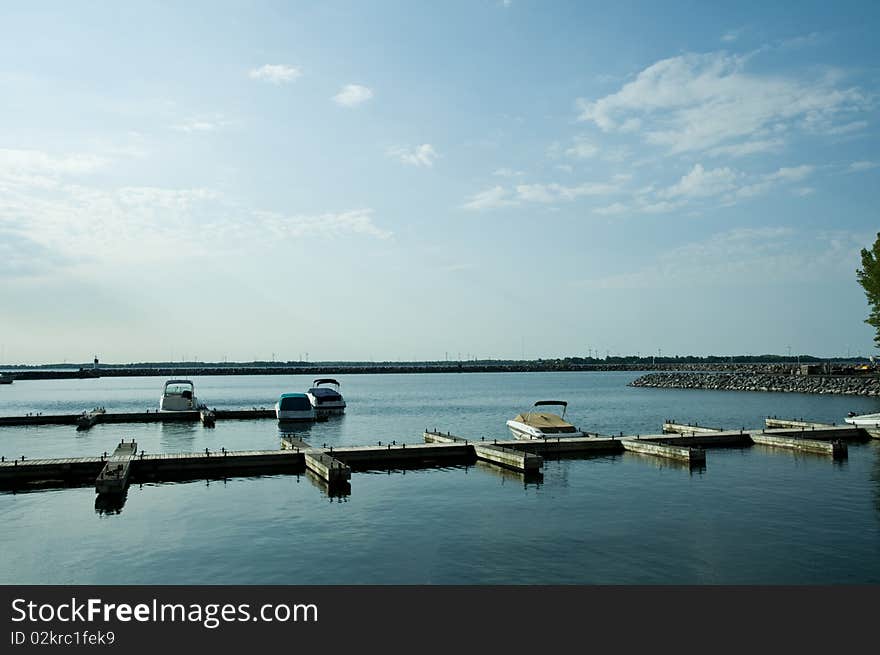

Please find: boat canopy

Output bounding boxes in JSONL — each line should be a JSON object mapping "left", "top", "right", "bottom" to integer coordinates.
{"left": 278, "top": 393, "right": 312, "bottom": 411}
{"left": 313, "top": 379, "right": 340, "bottom": 387}
{"left": 530, "top": 400, "right": 568, "bottom": 418}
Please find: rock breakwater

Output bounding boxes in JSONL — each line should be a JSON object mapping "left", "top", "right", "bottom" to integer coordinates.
{"left": 629, "top": 372, "right": 880, "bottom": 396}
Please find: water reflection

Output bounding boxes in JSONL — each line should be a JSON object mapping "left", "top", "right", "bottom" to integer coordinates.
{"left": 624, "top": 451, "right": 707, "bottom": 474}
{"left": 277, "top": 421, "right": 314, "bottom": 441}
{"left": 158, "top": 421, "right": 199, "bottom": 451}
{"left": 474, "top": 460, "right": 543, "bottom": 488}
{"left": 305, "top": 469, "right": 350, "bottom": 501}
{"left": 95, "top": 491, "right": 127, "bottom": 515}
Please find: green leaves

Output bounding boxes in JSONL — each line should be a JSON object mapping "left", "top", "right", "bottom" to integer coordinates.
{"left": 857, "top": 232, "right": 880, "bottom": 348}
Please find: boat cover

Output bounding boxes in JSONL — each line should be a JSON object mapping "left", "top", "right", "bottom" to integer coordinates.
{"left": 513, "top": 412, "right": 578, "bottom": 433}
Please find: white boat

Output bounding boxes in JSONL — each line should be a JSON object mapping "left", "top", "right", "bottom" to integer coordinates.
{"left": 159, "top": 379, "right": 198, "bottom": 412}
{"left": 275, "top": 392, "right": 317, "bottom": 422}
{"left": 506, "top": 400, "right": 586, "bottom": 440}
{"left": 306, "top": 378, "right": 346, "bottom": 417}
{"left": 844, "top": 412, "right": 880, "bottom": 427}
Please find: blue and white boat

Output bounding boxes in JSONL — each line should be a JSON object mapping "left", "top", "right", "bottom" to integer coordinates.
{"left": 275, "top": 392, "right": 317, "bottom": 422}
{"left": 306, "top": 379, "right": 346, "bottom": 417}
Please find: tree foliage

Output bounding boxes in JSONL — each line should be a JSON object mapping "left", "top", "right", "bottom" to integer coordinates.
{"left": 857, "top": 232, "right": 880, "bottom": 348}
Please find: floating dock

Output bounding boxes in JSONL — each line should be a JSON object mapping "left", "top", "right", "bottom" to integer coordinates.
{"left": 663, "top": 420, "right": 723, "bottom": 435}
{"left": 0, "top": 408, "right": 276, "bottom": 428}
{"left": 95, "top": 440, "right": 137, "bottom": 494}
{"left": 0, "top": 418, "right": 874, "bottom": 507}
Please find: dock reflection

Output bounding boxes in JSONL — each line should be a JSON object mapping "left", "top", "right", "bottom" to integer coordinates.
{"left": 475, "top": 460, "right": 543, "bottom": 488}
{"left": 94, "top": 491, "right": 127, "bottom": 515}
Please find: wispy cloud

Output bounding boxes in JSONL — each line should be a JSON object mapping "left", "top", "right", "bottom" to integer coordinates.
{"left": 387, "top": 144, "right": 439, "bottom": 167}
{"left": 493, "top": 168, "right": 525, "bottom": 177}
{"left": 660, "top": 164, "right": 740, "bottom": 199}
{"left": 0, "top": 148, "right": 392, "bottom": 272}
{"left": 462, "top": 186, "right": 517, "bottom": 211}
{"left": 848, "top": 160, "right": 879, "bottom": 173}
{"left": 333, "top": 84, "right": 374, "bottom": 107}
{"left": 576, "top": 51, "right": 869, "bottom": 155}
{"left": 463, "top": 175, "right": 627, "bottom": 211}
{"left": 721, "top": 28, "right": 742, "bottom": 43}
{"left": 564, "top": 135, "right": 598, "bottom": 159}
{"left": 248, "top": 64, "right": 302, "bottom": 84}
{"left": 576, "top": 227, "right": 864, "bottom": 290}
{"left": 170, "top": 116, "right": 231, "bottom": 133}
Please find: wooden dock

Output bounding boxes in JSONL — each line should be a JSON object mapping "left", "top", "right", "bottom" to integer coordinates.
{"left": 663, "top": 420, "right": 723, "bottom": 435}
{"left": 621, "top": 437, "right": 706, "bottom": 465}
{"left": 750, "top": 433, "right": 847, "bottom": 458}
{"left": 0, "top": 407, "right": 276, "bottom": 428}
{"left": 765, "top": 417, "right": 836, "bottom": 429}
{"left": 95, "top": 440, "right": 137, "bottom": 494}
{"left": 0, "top": 417, "right": 874, "bottom": 505}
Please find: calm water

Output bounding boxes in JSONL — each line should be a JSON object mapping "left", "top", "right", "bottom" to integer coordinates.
{"left": 1, "top": 371, "right": 878, "bottom": 584}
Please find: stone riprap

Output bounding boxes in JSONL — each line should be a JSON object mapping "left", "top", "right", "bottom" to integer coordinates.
{"left": 629, "top": 372, "right": 880, "bottom": 396}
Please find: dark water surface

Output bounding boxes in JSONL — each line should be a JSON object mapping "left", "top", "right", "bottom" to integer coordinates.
{"left": 1, "top": 372, "right": 878, "bottom": 584}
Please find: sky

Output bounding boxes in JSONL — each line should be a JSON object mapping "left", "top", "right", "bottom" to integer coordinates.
{"left": 1, "top": 0, "right": 879, "bottom": 364}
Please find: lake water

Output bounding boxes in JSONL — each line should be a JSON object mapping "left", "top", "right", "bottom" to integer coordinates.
{"left": 1, "top": 371, "right": 878, "bottom": 584}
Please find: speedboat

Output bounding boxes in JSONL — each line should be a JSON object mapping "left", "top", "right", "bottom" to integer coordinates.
{"left": 506, "top": 400, "right": 586, "bottom": 440}
{"left": 275, "top": 392, "right": 317, "bottom": 422}
{"left": 159, "top": 379, "right": 198, "bottom": 411}
{"left": 844, "top": 411, "right": 880, "bottom": 428}
{"left": 306, "top": 378, "right": 346, "bottom": 417}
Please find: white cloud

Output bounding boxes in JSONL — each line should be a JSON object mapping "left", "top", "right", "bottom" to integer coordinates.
{"left": 593, "top": 202, "right": 629, "bottom": 216}
{"left": 387, "top": 144, "right": 438, "bottom": 167}
{"left": 661, "top": 164, "right": 740, "bottom": 199}
{"left": 848, "top": 160, "right": 879, "bottom": 173}
{"left": 576, "top": 227, "right": 863, "bottom": 290}
{"left": 171, "top": 116, "right": 230, "bottom": 133}
{"left": 576, "top": 51, "right": 868, "bottom": 154}
{"left": 823, "top": 120, "right": 868, "bottom": 136}
{"left": 564, "top": 136, "right": 598, "bottom": 159}
{"left": 245, "top": 208, "right": 391, "bottom": 240}
{"left": 248, "top": 64, "right": 302, "bottom": 84}
{"left": 333, "top": 84, "right": 374, "bottom": 107}
{"left": 493, "top": 168, "right": 525, "bottom": 177}
{"left": 793, "top": 187, "right": 815, "bottom": 196}
{"left": 0, "top": 148, "right": 106, "bottom": 176}
{"left": 515, "top": 180, "right": 623, "bottom": 203}
{"left": 721, "top": 29, "right": 741, "bottom": 43}
{"left": 462, "top": 186, "right": 517, "bottom": 211}
{"left": 708, "top": 139, "right": 784, "bottom": 158}
{"left": 0, "top": 149, "right": 391, "bottom": 272}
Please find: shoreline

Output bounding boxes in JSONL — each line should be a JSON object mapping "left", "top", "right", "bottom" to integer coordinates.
{"left": 1, "top": 362, "right": 824, "bottom": 380}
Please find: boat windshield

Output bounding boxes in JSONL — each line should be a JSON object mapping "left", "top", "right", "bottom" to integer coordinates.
{"left": 164, "top": 384, "right": 193, "bottom": 395}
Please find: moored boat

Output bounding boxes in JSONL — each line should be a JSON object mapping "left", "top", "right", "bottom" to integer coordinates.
{"left": 845, "top": 411, "right": 880, "bottom": 427}
{"left": 306, "top": 378, "right": 346, "bottom": 417}
{"left": 275, "top": 392, "right": 317, "bottom": 422}
{"left": 506, "top": 400, "right": 586, "bottom": 440}
{"left": 159, "top": 380, "right": 198, "bottom": 412}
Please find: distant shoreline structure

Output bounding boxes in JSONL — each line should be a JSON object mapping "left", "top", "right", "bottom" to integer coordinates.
{"left": 0, "top": 358, "right": 875, "bottom": 381}
{"left": 630, "top": 371, "right": 880, "bottom": 396}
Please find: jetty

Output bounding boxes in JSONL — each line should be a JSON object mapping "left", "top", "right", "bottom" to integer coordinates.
{"left": 0, "top": 408, "right": 275, "bottom": 429}
{"left": 0, "top": 416, "right": 875, "bottom": 508}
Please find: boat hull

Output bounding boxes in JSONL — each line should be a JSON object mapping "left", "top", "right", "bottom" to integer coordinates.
{"left": 506, "top": 419, "right": 585, "bottom": 440}
{"left": 845, "top": 413, "right": 880, "bottom": 427}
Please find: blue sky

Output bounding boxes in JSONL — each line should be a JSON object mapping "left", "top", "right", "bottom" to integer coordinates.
{"left": 1, "top": 0, "right": 879, "bottom": 363}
